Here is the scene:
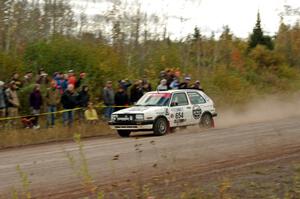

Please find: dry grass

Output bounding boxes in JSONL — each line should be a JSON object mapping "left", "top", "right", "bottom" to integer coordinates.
{"left": 0, "top": 121, "right": 113, "bottom": 149}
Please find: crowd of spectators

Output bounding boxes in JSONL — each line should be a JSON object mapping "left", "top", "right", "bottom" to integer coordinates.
{"left": 0, "top": 68, "right": 203, "bottom": 129}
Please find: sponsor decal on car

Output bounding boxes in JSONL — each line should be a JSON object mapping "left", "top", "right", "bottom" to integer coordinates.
{"left": 192, "top": 105, "right": 202, "bottom": 119}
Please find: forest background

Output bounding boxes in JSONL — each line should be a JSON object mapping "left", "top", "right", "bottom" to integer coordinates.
{"left": 1, "top": 0, "right": 300, "bottom": 110}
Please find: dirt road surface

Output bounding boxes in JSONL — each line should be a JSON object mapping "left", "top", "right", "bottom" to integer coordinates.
{"left": 1, "top": 116, "right": 300, "bottom": 198}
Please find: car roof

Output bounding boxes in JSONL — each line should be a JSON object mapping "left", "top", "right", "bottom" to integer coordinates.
{"left": 148, "top": 89, "right": 203, "bottom": 94}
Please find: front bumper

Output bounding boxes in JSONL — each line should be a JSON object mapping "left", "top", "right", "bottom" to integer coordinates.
{"left": 108, "top": 120, "right": 154, "bottom": 130}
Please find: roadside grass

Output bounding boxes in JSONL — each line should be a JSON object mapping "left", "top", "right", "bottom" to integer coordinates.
{"left": 0, "top": 121, "right": 113, "bottom": 149}
{"left": 10, "top": 165, "right": 31, "bottom": 199}
{"left": 64, "top": 133, "right": 104, "bottom": 199}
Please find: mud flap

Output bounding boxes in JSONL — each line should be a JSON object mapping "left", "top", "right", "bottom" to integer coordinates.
{"left": 212, "top": 118, "right": 215, "bottom": 128}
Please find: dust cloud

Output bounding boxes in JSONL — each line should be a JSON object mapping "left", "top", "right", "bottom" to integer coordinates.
{"left": 215, "top": 93, "right": 300, "bottom": 128}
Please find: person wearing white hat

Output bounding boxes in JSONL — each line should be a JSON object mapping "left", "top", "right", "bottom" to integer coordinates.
{"left": 179, "top": 76, "right": 191, "bottom": 89}
{"left": 0, "top": 81, "right": 6, "bottom": 125}
{"left": 157, "top": 79, "right": 168, "bottom": 91}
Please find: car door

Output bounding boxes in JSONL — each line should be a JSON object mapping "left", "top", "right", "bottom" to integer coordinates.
{"left": 187, "top": 91, "right": 207, "bottom": 125}
{"left": 169, "top": 92, "right": 192, "bottom": 127}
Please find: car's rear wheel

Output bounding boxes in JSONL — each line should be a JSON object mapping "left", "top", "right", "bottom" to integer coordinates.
{"left": 200, "top": 113, "right": 213, "bottom": 128}
{"left": 153, "top": 117, "right": 168, "bottom": 136}
{"left": 117, "top": 130, "right": 131, "bottom": 137}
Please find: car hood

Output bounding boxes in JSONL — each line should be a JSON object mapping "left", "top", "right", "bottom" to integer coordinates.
{"left": 113, "top": 106, "right": 164, "bottom": 114}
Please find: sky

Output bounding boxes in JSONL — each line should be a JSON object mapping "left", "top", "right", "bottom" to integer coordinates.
{"left": 73, "top": 0, "right": 300, "bottom": 39}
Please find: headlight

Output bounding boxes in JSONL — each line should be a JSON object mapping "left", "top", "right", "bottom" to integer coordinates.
{"left": 135, "top": 114, "right": 144, "bottom": 121}
{"left": 111, "top": 115, "right": 118, "bottom": 121}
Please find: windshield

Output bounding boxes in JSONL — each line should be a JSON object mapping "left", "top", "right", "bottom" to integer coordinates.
{"left": 136, "top": 93, "right": 171, "bottom": 106}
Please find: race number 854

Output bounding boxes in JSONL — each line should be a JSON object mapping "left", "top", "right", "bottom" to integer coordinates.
{"left": 175, "top": 112, "right": 184, "bottom": 119}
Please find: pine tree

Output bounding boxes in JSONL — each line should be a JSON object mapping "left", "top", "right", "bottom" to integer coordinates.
{"left": 248, "top": 11, "right": 273, "bottom": 51}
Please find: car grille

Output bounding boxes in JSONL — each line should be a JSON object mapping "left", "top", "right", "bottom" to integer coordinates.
{"left": 116, "top": 114, "right": 136, "bottom": 121}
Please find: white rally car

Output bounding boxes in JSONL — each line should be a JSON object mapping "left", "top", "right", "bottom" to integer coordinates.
{"left": 109, "top": 89, "right": 217, "bottom": 137}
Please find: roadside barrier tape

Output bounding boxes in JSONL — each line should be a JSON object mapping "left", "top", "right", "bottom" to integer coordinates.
{"left": 0, "top": 105, "right": 131, "bottom": 121}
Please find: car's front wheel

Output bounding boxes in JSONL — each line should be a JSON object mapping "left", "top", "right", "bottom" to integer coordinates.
{"left": 200, "top": 113, "right": 214, "bottom": 128}
{"left": 117, "top": 130, "right": 131, "bottom": 137}
{"left": 153, "top": 117, "right": 169, "bottom": 136}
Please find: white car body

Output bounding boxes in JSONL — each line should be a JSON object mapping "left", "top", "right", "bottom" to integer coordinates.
{"left": 109, "top": 89, "right": 217, "bottom": 135}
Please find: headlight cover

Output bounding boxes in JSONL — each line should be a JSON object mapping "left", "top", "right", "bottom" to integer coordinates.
{"left": 135, "top": 114, "right": 144, "bottom": 121}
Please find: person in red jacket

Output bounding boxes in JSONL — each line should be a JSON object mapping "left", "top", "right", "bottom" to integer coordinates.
{"left": 67, "top": 70, "right": 77, "bottom": 87}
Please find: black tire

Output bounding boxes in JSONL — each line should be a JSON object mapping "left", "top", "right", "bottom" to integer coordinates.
{"left": 200, "top": 113, "right": 213, "bottom": 128}
{"left": 153, "top": 117, "right": 169, "bottom": 136}
{"left": 117, "top": 130, "right": 131, "bottom": 137}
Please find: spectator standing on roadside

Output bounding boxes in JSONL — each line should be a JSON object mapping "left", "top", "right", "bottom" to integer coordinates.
{"left": 61, "top": 84, "right": 79, "bottom": 127}
{"left": 0, "top": 81, "right": 6, "bottom": 128}
{"left": 170, "top": 78, "right": 180, "bottom": 90}
{"left": 61, "top": 74, "right": 69, "bottom": 92}
{"left": 103, "top": 81, "right": 115, "bottom": 120}
{"left": 179, "top": 76, "right": 191, "bottom": 89}
{"left": 142, "top": 76, "right": 152, "bottom": 91}
{"left": 118, "top": 79, "right": 132, "bottom": 93}
{"left": 29, "top": 84, "right": 43, "bottom": 129}
{"left": 54, "top": 72, "right": 64, "bottom": 93}
{"left": 114, "top": 86, "right": 129, "bottom": 112}
{"left": 45, "top": 80, "right": 61, "bottom": 128}
{"left": 142, "top": 82, "right": 152, "bottom": 94}
{"left": 78, "top": 85, "right": 90, "bottom": 121}
{"left": 75, "top": 72, "right": 86, "bottom": 90}
{"left": 11, "top": 73, "right": 23, "bottom": 90}
{"left": 191, "top": 80, "right": 204, "bottom": 91}
{"left": 23, "top": 71, "right": 34, "bottom": 85}
{"left": 157, "top": 79, "right": 168, "bottom": 91}
{"left": 67, "top": 70, "right": 77, "bottom": 87}
{"left": 165, "top": 69, "right": 175, "bottom": 89}
{"left": 5, "top": 81, "right": 20, "bottom": 125}
{"left": 36, "top": 68, "right": 49, "bottom": 85}
{"left": 130, "top": 80, "right": 143, "bottom": 104}
{"left": 84, "top": 102, "right": 99, "bottom": 124}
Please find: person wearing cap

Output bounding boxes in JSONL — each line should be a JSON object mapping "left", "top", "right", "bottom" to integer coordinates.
{"left": 191, "top": 80, "right": 204, "bottom": 91}
{"left": 157, "top": 79, "right": 168, "bottom": 91}
{"left": 0, "top": 81, "right": 7, "bottom": 127}
{"left": 36, "top": 68, "right": 49, "bottom": 85}
{"left": 103, "top": 81, "right": 115, "bottom": 120}
{"left": 178, "top": 76, "right": 191, "bottom": 89}
{"left": 114, "top": 86, "right": 129, "bottom": 112}
{"left": 5, "top": 81, "right": 20, "bottom": 124}
{"left": 118, "top": 79, "right": 132, "bottom": 93}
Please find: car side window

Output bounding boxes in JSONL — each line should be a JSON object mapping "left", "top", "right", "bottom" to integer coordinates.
{"left": 171, "top": 93, "right": 189, "bottom": 106}
{"left": 187, "top": 92, "right": 206, "bottom": 104}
